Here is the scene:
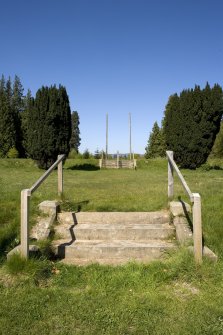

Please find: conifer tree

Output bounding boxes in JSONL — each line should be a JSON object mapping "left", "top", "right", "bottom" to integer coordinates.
{"left": 164, "top": 84, "right": 223, "bottom": 168}
{"left": 21, "top": 89, "right": 33, "bottom": 156}
{"left": 145, "top": 121, "right": 166, "bottom": 158}
{"left": 27, "top": 85, "right": 71, "bottom": 169}
{"left": 12, "top": 75, "right": 24, "bottom": 156}
{"left": 70, "top": 111, "right": 81, "bottom": 153}
{"left": 0, "top": 76, "right": 17, "bottom": 156}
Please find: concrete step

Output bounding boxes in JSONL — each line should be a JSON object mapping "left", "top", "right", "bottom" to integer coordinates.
{"left": 55, "top": 223, "right": 174, "bottom": 241}
{"left": 53, "top": 239, "right": 175, "bottom": 265}
{"left": 57, "top": 211, "right": 170, "bottom": 226}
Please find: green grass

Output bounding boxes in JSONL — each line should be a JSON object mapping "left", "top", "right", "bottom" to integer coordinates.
{"left": 1, "top": 250, "right": 223, "bottom": 335}
{"left": 1, "top": 157, "right": 223, "bottom": 334}
{"left": 1, "top": 157, "right": 223, "bottom": 257}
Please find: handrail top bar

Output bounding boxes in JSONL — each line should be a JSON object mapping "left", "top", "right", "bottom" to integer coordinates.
{"left": 166, "top": 151, "right": 194, "bottom": 202}
{"left": 29, "top": 154, "right": 66, "bottom": 194}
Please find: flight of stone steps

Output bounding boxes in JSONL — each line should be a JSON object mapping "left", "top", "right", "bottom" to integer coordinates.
{"left": 53, "top": 211, "right": 176, "bottom": 265}
{"left": 99, "top": 159, "right": 136, "bottom": 169}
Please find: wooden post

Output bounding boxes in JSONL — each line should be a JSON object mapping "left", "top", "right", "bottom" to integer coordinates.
{"left": 106, "top": 113, "right": 108, "bottom": 159}
{"left": 192, "top": 193, "right": 202, "bottom": 264}
{"left": 20, "top": 189, "right": 31, "bottom": 259}
{"left": 117, "top": 151, "right": 119, "bottom": 168}
{"left": 58, "top": 155, "right": 63, "bottom": 196}
{"left": 167, "top": 151, "right": 174, "bottom": 198}
{"left": 129, "top": 113, "right": 132, "bottom": 160}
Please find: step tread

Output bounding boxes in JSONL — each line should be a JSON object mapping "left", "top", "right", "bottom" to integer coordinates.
{"left": 54, "top": 239, "right": 175, "bottom": 248}
{"left": 57, "top": 210, "right": 170, "bottom": 225}
{"left": 74, "top": 223, "right": 174, "bottom": 230}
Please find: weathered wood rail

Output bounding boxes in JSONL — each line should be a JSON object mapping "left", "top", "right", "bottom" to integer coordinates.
{"left": 20, "top": 155, "right": 65, "bottom": 258}
{"left": 166, "top": 151, "right": 202, "bottom": 264}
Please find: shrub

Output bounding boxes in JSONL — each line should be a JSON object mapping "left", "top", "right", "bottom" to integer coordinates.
{"left": 7, "top": 147, "right": 19, "bottom": 158}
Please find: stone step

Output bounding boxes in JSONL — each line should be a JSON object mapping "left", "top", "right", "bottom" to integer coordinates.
{"left": 57, "top": 211, "right": 170, "bottom": 226}
{"left": 55, "top": 223, "right": 174, "bottom": 241}
{"left": 53, "top": 239, "right": 175, "bottom": 265}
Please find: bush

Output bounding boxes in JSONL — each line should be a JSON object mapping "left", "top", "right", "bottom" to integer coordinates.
{"left": 7, "top": 147, "right": 19, "bottom": 158}
{"left": 68, "top": 149, "right": 82, "bottom": 159}
{"left": 82, "top": 149, "right": 90, "bottom": 159}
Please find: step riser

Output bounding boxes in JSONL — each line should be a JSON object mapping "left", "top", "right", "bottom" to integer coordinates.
{"left": 62, "top": 245, "right": 172, "bottom": 260}
{"left": 57, "top": 211, "right": 170, "bottom": 226}
{"left": 74, "top": 228, "right": 174, "bottom": 241}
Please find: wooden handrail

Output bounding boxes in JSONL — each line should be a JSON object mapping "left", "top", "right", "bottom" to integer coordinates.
{"left": 30, "top": 154, "right": 65, "bottom": 194}
{"left": 166, "top": 151, "right": 202, "bottom": 264}
{"left": 166, "top": 151, "right": 193, "bottom": 201}
{"left": 20, "top": 154, "right": 66, "bottom": 259}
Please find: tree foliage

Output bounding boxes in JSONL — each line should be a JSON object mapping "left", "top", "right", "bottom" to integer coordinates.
{"left": 0, "top": 75, "right": 22, "bottom": 157}
{"left": 70, "top": 111, "right": 81, "bottom": 153}
{"left": 163, "top": 84, "right": 223, "bottom": 168}
{"left": 27, "top": 85, "right": 71, "bottom": 169}
{"left": 145, "top": 121, "right": 166, "bottom": 158}
{"left": 210, "top": 120, "right": 223, "bottom": 157}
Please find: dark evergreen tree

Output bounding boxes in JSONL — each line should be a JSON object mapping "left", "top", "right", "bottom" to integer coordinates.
{"left": 27, "top": 85, "right": 71, "bottom": 169}
{"left": 83, "top": 149, "right": 90, "bottom": 159}
{"left": 164, "top": 84, "right": 223, "bottom": 168}
{"left": 12, "top": 75, "right": 24, "bottom": 156}
{"left": 94, "top": 148, "right": 100, "bottom": 159}
{"left": 21, "top": 89, "right": 33, "bottom": 157}
{"left": 145, "top": 121, "right": 166, "bottom": 158}
{"left": 0, "top": 76, "right": 17, "bottom": 156}
{"left": 70, "top": 111, "right": 81, "bottom": 153}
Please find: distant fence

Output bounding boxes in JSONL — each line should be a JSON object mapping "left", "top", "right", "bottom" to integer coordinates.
{"left": 20, "top": 155, "right": 65, "bottom": 259}
{"left": 166, "top": 151, "right": 202, "bottom": 264}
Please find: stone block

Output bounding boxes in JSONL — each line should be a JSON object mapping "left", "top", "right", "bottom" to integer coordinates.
{"left": 57, "top": 212, "right": 76, "bottom": 225}
{"left": 170, "top": 201, "right": 191, "bottom": 217}
{"left": 38, "top": 200, "right": 60, "bottom": 215}
{"left": 174, "top": 217, "right": 193, "bottom": 245}
{"left": 7, "top": 244, "right": 39, "bottom": 260}
{"left": 188, "top": 246, "right": 218, "bottom": 262}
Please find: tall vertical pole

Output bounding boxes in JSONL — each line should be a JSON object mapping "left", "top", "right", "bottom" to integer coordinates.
{"left": 106, "top": 113, "right": 108, "bottom": 159}
{"left": 129, "top": 113, "right": 132, "bottom": 160}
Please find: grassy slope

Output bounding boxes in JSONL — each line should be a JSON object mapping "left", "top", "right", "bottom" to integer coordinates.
{"left": 0, "top": 158, "right": 223, "bottom": 334}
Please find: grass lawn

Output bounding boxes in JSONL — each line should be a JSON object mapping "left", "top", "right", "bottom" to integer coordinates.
{"left": 0, "top": 157, "right": 223, "bottom": 334}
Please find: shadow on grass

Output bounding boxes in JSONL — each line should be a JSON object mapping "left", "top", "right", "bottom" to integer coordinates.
{"left": 60, "top": 200, "right": 90, "bottom": 212}
{"left": 67, "top": 164, "right": 100, "bottom": 171}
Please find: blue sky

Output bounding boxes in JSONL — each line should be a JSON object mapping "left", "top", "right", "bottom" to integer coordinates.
{"left": 1, "top": 0, "right": 223, "bottom": 154}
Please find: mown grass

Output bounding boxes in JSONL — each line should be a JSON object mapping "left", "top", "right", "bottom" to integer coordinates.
{"left": 0, "top": 157, "right": 223, "bottom": 334}
{"left": 1, "top": 157, "right": 223, "bottom": 257}
{"left": 1, "top": 250, "right": 223, "bottom": 335}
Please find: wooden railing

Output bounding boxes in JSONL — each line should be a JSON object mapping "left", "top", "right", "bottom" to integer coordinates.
{"left": 20, "top": 154, "right": 65, "bottom": 258}
{"left": 166, "top": 151, "right": 202, "bottom": 264}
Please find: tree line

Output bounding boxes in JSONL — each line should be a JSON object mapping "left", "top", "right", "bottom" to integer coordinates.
{"left": 145, "top": 83, "right": 223, "bottom": 168}
{"left": 0, "top": 75, "right": 81, "bottom": 168}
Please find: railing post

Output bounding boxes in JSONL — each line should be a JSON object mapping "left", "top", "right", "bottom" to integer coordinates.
{"left": 192, "top": 193, "right": 202, "bottom": 264}
{"left": 167, "top": 151, "right": 174, "bottom": 198}
{"left": 20, "top": 189, "right": 31, "bottom": 259}
{"left": 58, "top": 155, "right": 63, "bottom": 196}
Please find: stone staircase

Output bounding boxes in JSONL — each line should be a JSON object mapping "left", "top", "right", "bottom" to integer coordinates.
{"left": 53, "top": 211, "right": 176, "bottom": 265}
{"left": 99, "top": 159, "right": 136, "bottom": 169}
